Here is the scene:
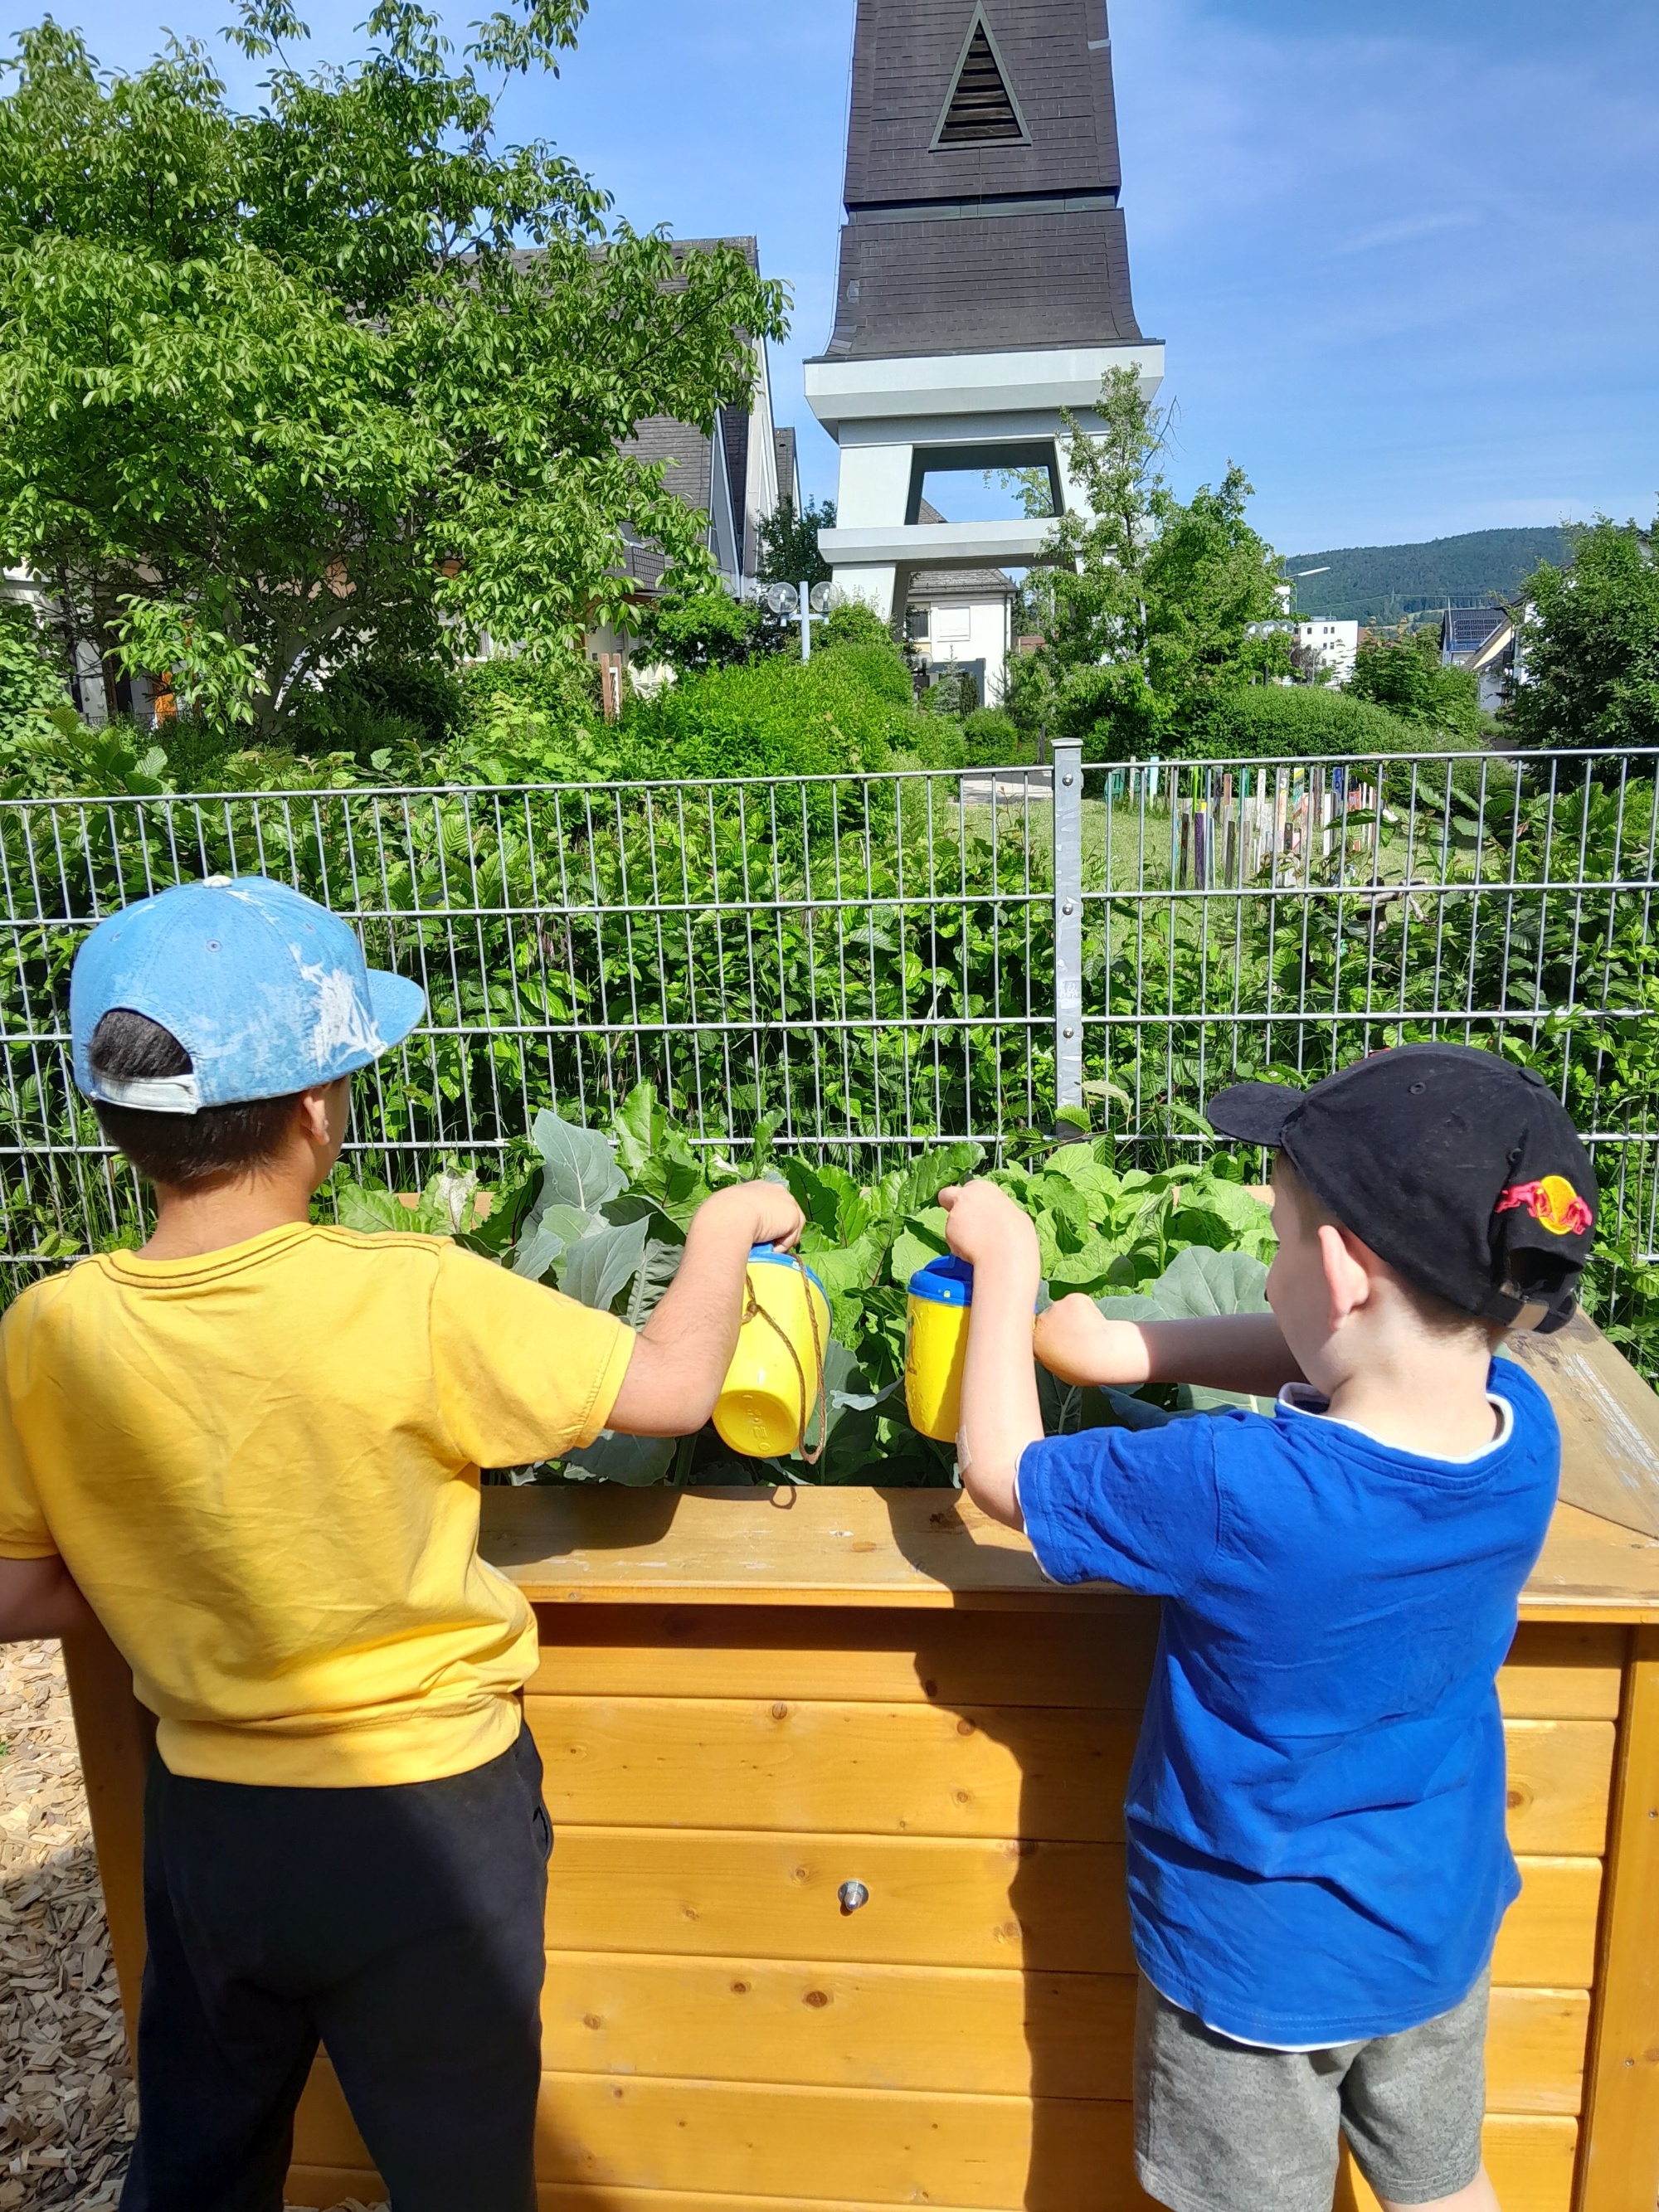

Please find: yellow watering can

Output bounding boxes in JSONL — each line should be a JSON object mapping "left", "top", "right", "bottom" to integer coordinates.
{"left": 905, "top": 1255, "right": 973, "bottom": 1442}
{"left": 713, "top": 1246, "right": 831, "bottom": 1461}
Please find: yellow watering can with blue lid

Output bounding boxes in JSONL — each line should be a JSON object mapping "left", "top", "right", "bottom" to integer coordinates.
{"left": 713, "top": 1245, "right": 831, "bottom": 1461}
{"left": 905, "top": 1254, "right": 973, "bottom": 1442}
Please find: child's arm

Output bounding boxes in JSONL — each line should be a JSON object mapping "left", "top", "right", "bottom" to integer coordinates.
{"left": 937, "top": 1182, "right": 1045, "bottom": 1530}
{"left": 606, "top": 1183, "right": 807, "bottom": 1436}
{"left": 1035, "top": 1296, "right": 1304, "bottom": 1397}
{"left": 0, "top": 1553, "right": 96, "bottom": 1643}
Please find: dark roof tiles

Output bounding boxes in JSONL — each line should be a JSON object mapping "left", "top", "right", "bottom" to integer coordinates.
{"left": 824, "top": 2, "right": 1146, "bottom": 361}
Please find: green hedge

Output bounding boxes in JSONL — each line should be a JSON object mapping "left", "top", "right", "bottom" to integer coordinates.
{"left": 621, "top": 641, "right": 940, "bottom": 780}
{"left": 1185, "top": 684, "right": 1429, "bottom": 758}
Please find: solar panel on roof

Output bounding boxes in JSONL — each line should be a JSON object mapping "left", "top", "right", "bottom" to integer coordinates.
{"left": 937, "top": 23, "right": 1024, "bottom": 144}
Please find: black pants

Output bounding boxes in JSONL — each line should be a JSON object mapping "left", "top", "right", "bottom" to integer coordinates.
{"left": 119, "top": 1724, "right": 552, "bottom": 2212}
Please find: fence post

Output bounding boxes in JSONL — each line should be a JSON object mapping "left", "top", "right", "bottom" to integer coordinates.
{"left": 1053, "top": 740, "right": 1084, "bottom": 1117}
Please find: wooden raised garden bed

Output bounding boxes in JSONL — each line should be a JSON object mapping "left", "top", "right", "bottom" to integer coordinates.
{"left": 66, "top": 1315, "right": 1659, "bottom": 2212}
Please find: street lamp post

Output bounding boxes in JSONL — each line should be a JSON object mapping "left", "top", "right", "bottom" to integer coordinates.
{"left": 762, "top": 580, "right": 835, "bottom": 662}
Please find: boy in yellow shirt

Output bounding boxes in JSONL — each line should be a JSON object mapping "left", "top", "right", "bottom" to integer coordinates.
{"left": 0, "top": 875, "right": 803, "bottom": 2212}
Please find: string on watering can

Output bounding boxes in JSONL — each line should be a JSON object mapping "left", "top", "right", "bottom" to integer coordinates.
{"left": 740, "top": 1253, "right": 827, "bottom": 1467}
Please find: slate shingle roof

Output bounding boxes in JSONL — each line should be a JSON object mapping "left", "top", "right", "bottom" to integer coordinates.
{"left": 774, "top": 426, "right": 800, "bottom": 511}
{"left": 820, "top": 0, "right": 1146, "bottom": 361}
{"left": 908, "top": 567, "right": 1017, "bottom": 598}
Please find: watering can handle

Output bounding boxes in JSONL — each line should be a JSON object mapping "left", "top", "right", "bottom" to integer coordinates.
{"left": 739, "top": 1246, "right": 827, "bottom": 1468}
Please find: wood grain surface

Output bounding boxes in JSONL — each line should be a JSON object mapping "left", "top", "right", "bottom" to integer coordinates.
{"left": 1510, "top": 1311, "right": 1659, "bottom": 1539}
{"left": 526, "top": 1612, "right": 1622, "bottom": 1717}
{"left": 528, "top": 1698, "right": 1613, "bottom": 1851}
{"left": 1574, "top": 1626, "right": 1659, "bottom": 2212}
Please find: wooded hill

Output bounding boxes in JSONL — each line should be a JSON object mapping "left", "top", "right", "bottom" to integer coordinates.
{"left": 1281, "top": 527, "right": 1574, "bottom": 625}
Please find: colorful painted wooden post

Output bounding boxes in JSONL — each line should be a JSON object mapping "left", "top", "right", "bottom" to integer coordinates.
{"left": 67, "top": 1319, "right": 1659, "bottom": 2212}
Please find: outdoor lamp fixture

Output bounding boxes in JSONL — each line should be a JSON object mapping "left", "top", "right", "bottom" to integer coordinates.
{"left": 763, "top": 581, "right": 835, "bottom": 663}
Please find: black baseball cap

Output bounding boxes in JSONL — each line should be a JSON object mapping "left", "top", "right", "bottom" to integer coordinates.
{"left": 1206, "top": 1045, "right": 1598, "bottom": 1333}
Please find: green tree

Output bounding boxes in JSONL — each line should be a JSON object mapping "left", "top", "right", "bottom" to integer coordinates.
{"left": 1348, "top": 626, "right": 1480, "bottom": 737}
{"left": 635, "top": 581, "right": 772, "bottom": 675}
{"left": 1509, "top": 517, "right": 1659, "bottom": 751}
{"left": 0, "top": 598, "right": 67, "bottom": 741}
{"left": 1013, "top": 369, "right": 1288, "bottom": 757}
{"left": 0, "top": 4, "right": 787, "bottom": 737}
{"left": 756, "top": 497, "right": 835, "bottom": 588}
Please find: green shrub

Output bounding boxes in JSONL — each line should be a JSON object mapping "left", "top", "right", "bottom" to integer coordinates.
{"left": 620, "top": 641, "right": 935, "bottom": 780}
{"left": 820, "top": 600, "right": 896, "bottom": 654}
{"left": 1349, "top": 631, "right": 1481, "bottom": 737}
{"left": 962, "top": 707, "right": 1024, "bottom": 766}
{"left": 1184, "top": 683, "right": 1431, "bottom": 759}
{"left": 457, "top": 650, "right": 601, "bottom": 734}
{"left": 635, "top": 583, "right": 786, "bottom": 673}
{"left": 294, "top": 660, "right": 464, "bottom": 763}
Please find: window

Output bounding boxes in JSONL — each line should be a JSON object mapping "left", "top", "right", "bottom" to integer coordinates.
{"left": 934, "top": 11, "right": 1029, "bottom": 147}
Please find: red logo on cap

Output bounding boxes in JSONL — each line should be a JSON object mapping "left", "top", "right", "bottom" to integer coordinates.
{"left": 1495, "top": 1175, "right": 1593, "bottom": 1238}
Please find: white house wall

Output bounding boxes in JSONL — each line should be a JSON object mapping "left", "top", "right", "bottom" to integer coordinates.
{"left": 921, "top": 594, "right": 1011, "bottom": 702}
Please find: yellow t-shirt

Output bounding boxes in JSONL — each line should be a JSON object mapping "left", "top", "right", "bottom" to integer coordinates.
{"left": 0, "top": 1224, "right": 634, "bottom": 1787}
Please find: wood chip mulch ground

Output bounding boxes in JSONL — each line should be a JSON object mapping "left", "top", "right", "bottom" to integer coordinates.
{"left": 0, "top": 1640, "right": 385, "bottom": 2212}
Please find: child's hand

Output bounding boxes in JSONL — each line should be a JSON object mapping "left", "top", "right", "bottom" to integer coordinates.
{"left": 938, "top": 1180, "right": 1039, "bottom": 1271}
{"left": 610, "top": 1180, "right": 806, "bottom": 1437}
{"left": 701, "top": 1181, "right": 805, "bottom": 1253}
{"left": 1034, "top": 1296, "right": 1151, "bottom": 1388}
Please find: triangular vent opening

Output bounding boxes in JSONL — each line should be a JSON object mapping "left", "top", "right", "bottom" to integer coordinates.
{"left": 937, "top": 21, "right": 1026, "bottom": 146}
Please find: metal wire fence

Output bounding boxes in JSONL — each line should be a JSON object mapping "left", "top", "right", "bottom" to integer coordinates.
{"left": 2, "top": 745, "right": 1655, "bottom": 1301}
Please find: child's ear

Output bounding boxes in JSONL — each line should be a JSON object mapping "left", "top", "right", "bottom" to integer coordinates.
{"left": 1317, "top": 1223, "right": 1372, "bottom": 1327}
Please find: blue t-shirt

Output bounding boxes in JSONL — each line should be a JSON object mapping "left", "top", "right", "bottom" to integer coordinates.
{"left": 1017, "top": 1359, "right": 1559, "bottom": 2047}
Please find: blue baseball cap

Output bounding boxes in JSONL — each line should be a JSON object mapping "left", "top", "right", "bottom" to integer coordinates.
{"left": 71, "top": 876, "right": 426, "bottom": 1114}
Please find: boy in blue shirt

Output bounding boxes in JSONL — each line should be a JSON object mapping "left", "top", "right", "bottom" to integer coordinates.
{"left": 940, "top": 1045, "right": 1597, "bottom": 2212}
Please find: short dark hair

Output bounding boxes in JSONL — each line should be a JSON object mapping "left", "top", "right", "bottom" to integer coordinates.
{"left": 90, "top": 1009, "right": 304, "bottom": 1187}
{"left": 1272, "top": 1151, "right": 1505, "bottom": 1345}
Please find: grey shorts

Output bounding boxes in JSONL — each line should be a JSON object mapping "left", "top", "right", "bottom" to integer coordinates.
{"left": 1134, "top": 1966, "right": 1490, "bottom": 2212}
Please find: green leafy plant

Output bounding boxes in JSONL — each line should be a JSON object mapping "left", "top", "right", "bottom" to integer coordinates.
{"left": 332, "top": 1085, "right": 1279, "bottom": 1486}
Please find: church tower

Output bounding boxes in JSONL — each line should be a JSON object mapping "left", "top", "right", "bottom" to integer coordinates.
{"left": 806, "top": 1, "right": 1164, "bottom": 629}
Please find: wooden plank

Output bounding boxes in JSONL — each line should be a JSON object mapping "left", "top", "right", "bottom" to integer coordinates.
{"left": 530, "top": 1610, "right": 1614, "bottom": 1722}
{"left": 292, "top": 2163, "right": 1147, "bottom": 2212}
{"left": 61, "top": 1621, "right": 156, "bottom": 2040}
{"left": 547, "top": 1828, "right": 1598, "bottom": 1986}
{"left": 1520, "top": 1504, "right": 1659, "bottom": 1626}
{"left": 1510, "top": 1310, "right": 1659, "bottom": 1540}
{"left": 1500, "top": 1625, "right": 1625, "bottom": 1719}
{"left": 291, "top": 2060, "right": 371, "bottom": 2174}
{"left": 542, "top": 1953, "right": 1135, "bottom": 2099}
{"left": 294, "top": 2063, "right": 1154, "bottom": 2210}
{"left": 528, "top": 1607, "right": 1160, "bottom": 1711}
{"left": 529, "top": 1613, "right": 1619, "bottom": 1720}
{"left": 528, "top": 1694, "right": 1140, "bottom": 1842}
{"left": 1575, "top": 1626, "right": 1659, "bottom": 2212}
{"left": 286, "top": 2168, "right": 381, "bottom": 2210}
{"left": 534, "top": 2073, "right": 1144, "bottom": 2210}
{"left": 1492, "top": 1859, "right": 1603, "bottom": 1990}
{"left": 1501, "top": 1721, "right": 1614, "bottom": 1855}
{"left": 489, "top": 1485, "right": 1062, "bottom": 1610}
{"left": 1336, "top": 2117, "right": 1577, "bottom": 2212}
{"left": 547, "top": 1827, "right": 1136, "bottom": 1974}
{"left": 542, "top": 2194, "right": 1146, "bottom": 2212}
{"left": 542, "top": 1956, "right": 1585, "bottom": 2115}
{"left": 531, "top": 1699, "right": 1611, "bottom": 1851}
{"left": 1486, "top": 1988, "right": 1590, "bottom": 2117}
{"left": 484, "top": 1457, "right": 1659, "bottom": 1625}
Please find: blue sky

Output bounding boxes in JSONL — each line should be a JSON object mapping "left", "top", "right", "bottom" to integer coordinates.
{"left": 22, "top": 0, "right": 1659, "bottom": 555}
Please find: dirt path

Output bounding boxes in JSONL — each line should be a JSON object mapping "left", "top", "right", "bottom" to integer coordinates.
{"left": 0, "top": 1641, "right": 384, "bottom": 2212}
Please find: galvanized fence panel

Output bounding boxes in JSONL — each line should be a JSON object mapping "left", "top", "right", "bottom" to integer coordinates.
{"left": 2, "top": 746, "right": 1655, "bottom": 1298}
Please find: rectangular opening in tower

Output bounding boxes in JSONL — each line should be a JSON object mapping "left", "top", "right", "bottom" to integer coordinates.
{"left": 937, "top": 23, "right": 1025, "bottom": 146}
